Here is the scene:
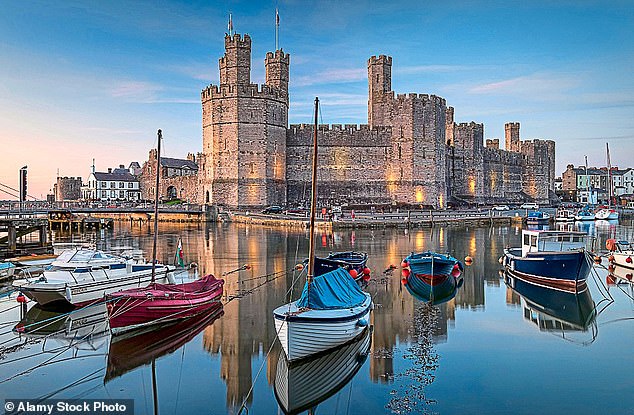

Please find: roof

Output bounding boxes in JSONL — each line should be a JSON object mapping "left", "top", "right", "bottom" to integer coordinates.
{"left": 160, "top": 157, "right": 198, "bottom": 170}
{"left": 128, "top": 161, "right": 141, "bottom": 168}
{"left": 93, "top": 171, "right": 138, "bottom": 182}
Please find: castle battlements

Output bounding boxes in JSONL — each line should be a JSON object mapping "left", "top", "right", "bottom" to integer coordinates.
{"left": 265, "top": 49, "right": 290, "bottom": 64}
{"left": 392, "top": 93, "right": 446, "bottom": 106}
{"left": 456, "top": 121, "right": 483, "bottom": 129}
{"left": 289, "top": 123, "right": 392, "bottom": 133}
{"left": 224, "top": 33, "right": 251, "bottom": 49}
{"left": 368, "top": 55, "right": 392, "bottom": 65}
{"left": 201, "top": 83, "right": 288, "bottom": 101}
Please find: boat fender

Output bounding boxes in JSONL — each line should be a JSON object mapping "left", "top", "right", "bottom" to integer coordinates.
{"left": 356, "top": 318, "right": 368, "bottom": 328}
{"left": 627, "top": 257, "right": 633, "bottom": 264}
{"left": 594, "top": 256, "right": 602, "bottom": 264}
{"left": 456, "top": 278, "right": 464, "bottom": 288}
{"left": 16, "top": 293, "right": 27, "bottom": 303}
{"left": 510, "top": 260, "right": 515, "bottom": 271}
{"left": 349, "top": 269, "right": 358, "bottom": 279}
{"left": 401, "top": 260, "right": 409, "bottom": 268}
{"left": 65, "top": 286, "right": 72, "bottom": 302}
{"left": 608, "top": 255, "right": 615, "bottom": 262}
{"left": 606, "top": 239, "right": 617, "bottom": 251}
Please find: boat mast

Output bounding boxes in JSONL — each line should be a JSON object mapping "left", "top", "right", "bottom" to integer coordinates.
{"left": 584, "top": 155, "right": 588, "bottom": 203}
{"left": 307, "top": 97, "right": 319, "bottom": 286}
{"left": 606, "top": 142, "right": 612, "bottom": 207}
{"left": 151, "top": 129, "right": 162, "bottom": 284}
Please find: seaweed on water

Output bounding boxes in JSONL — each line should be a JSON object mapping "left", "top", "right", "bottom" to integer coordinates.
{"left": 386, "top": 302, "right": 440, "bottom": 415}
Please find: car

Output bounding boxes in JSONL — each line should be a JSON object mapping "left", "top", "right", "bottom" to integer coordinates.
{"left": 492, "top": 205, "right": 510, "bottom": 211}
{"left": 261, "top": 205, "right": 283, "bottom": 214}
{"left": 520, "top": 203, "right": 539, "bottom": 210}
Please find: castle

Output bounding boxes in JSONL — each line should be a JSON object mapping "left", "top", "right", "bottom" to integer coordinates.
{"left": 143, "top": 32, "right": 556, "bottom": 209}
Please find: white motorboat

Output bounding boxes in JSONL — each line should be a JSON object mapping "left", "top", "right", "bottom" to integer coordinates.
{"left": 273, "top": 98, "right": 373, "bottom": 362}
{"left": 595, "top": 208, "right": 618, "bottom": 220}
{"left": 12, "top": 249, "right": 175, "bottom": 307}
{"left": 574, "top": 209, "right": 595, "bottom": 221}
{"left": 554, "top": 209, "right": 575, "bottom": 222}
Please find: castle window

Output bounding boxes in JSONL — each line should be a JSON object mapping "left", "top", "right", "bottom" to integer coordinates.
{"left": 376, "top": 74, "right": 379, "bottom": 83}
{"left": 250, "top": 162, "right": 255, "bottom": 174}
{"left": 398, "top": 144, "right": 402, "bottom": 160}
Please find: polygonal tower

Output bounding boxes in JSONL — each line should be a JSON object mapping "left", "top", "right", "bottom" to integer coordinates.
{"left": 201, "top": 33, "right": 289, "bottom": 208}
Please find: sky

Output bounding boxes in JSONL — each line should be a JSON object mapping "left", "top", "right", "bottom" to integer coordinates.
{"left": 1, "top": 0, "right": 633, "bottom": 198}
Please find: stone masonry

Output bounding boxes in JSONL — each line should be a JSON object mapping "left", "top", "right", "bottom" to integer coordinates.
{"left": 182, "top": 32, "right": 556, "bottom": 208}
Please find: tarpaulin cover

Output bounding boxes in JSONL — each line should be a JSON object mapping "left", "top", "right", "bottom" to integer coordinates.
{"left": 297, "top": 267, "right": 367, "bottom": 310}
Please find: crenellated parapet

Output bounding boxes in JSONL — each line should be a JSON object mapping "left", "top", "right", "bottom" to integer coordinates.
{"left": 265, "top": 49, "right": 290, "bottom": 65}
{"left": 287, "top": 123, "right": 392, "bottom": 147}
{"left": 201, "top": 83, "right": 288, "bottom": 102}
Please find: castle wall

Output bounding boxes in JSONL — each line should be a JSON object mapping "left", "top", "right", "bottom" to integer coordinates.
{"left": 286, "top": 124, "right": 393, "bottom": 205}
{"left": 520, "top": 139, "right": 555, "bottom": 203}
{"left": 54, "top": 177, "right": 82, "bottom": 201}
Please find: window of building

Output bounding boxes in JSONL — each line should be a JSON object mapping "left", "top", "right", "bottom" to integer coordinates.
{"left": 120, "top": 190, "right": 125, "bottom": 198}
{"left": 119, "top": 182, "right": 124, "bottom": 188}
{"left": 128, "top": 182, "right": 133, "bottom": 188}
{"left": 110, "top": 182, "right": 115, "bottom": 188}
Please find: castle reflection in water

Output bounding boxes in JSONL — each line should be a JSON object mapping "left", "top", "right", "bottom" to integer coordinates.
{"left": 87, "top": 221, "right": 521, "bottom": 410}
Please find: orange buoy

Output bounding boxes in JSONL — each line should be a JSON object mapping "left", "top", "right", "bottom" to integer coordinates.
{"left": 606, "top": 239, "right": 617, "bottom": 251}
{"left": 401, "top": 268, "right": 411, "bottom": 278}
{"left": 401, "top": 260, "right": 409, "bottom": 268}
{"left": 363, "top": 267, "right": 371, "bottom": 276}
{"left": 594, "top": 256, "right": 602, "bottom": 264}
{"left": 606, "top": 275, "right": 617, "bottom": 285}
{"left": 608, "top": 255, "right": 615, "bottom": 262}
{"left": 608, "top": 264, "right": 616, "bottom": 272}
{"left": 349, "top": 269, "right": 358, "bottom": 279}
{"left": 465, "top": 256, "right": 473, "bottom": 265}
{"left": 401, "top": 278, "right": 408, "bottom": 285}
{"left": 295, "top": 263, "right": 304, "bottom": 271}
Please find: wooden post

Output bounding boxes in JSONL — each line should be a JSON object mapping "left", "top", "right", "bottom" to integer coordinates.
{"left": 39, "top": 224, "right": 47, "bottom": 247}
{"left": 8, "top": 224, "right": 17, "bottom": 253}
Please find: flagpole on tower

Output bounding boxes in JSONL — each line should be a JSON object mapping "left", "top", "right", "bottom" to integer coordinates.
{"left": 275, "top": 8, "right": 279, "bottom": 50}
{"left": 228, "top": 12, "right": 233, "bottom": 36}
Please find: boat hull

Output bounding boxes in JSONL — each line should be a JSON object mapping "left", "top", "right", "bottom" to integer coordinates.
{"left": 611, "top": 252, "right": 634, "bottom": 270}
{"left": 404, "top": 273, "right": 460, "bottom": 305}
{"left": 313, "top": 251, "right": 368, "bottom": 282}
{"left": 404, "top": 252, "right": 460, "bottom": 278}
{"left": 13, "top": 266, "right": 174, "bottom": 307}
{"left": 107, "top": 275, "right": 224, "bottom": 333}
{"left": 595, "top": 209, "right": 618, "bottom": 220}
{"left": 273, "top": 293, "right": 372, "bottom": 362}
{"left": 503, "top": 249, "right": 591, "bottom": 291}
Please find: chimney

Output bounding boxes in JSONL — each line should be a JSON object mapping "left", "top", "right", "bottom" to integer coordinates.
{"left": 108, "top": 168, "right": 112, "bottom": 173}
{"left": 119, "top": 164, "right": 124, "bottom": 169}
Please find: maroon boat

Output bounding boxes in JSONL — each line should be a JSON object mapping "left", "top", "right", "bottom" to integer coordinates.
{"left": 105, "top": 130, "right": 225, "bottom": 334}
{"left": 106, "top": 274, "right": 224, "bottom": 333}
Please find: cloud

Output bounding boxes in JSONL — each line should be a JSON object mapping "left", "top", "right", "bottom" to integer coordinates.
{"left": 394, "top": 64, "right": 473, "bottom": 75}
{"left": 109, "top": 81, "right": 164, "bottom": 99}
{"left": 467, "top": 73, "right": 579, "bottom": 97}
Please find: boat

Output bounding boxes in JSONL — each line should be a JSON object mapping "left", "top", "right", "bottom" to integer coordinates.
{"left": 501, "top": 230, "right": 592, "bottom": 292}
{"left": 525, "top": 211, "right": 551, "bottom": 225}
{"left": 401, "top": 267, "right": 463, "bottom": 305}
{"left": 273, "top": 98, "right": 373, "bottom": 363}
{"left": 274, "top": 326, "right": 371, "bottom": 415}
{"left": 595, "top": 208, "right": 618, "bottom": 220}
{"left": 503, "top": 270, "right": 597, "bottom": 341}
{"left": 554, "top": 209, "right": 575, "bottom": 222}
{"left": 105, "top": 130, "right": 225, "bottom": 334}
{"left": 12, "top": 249, "right": 175, "bottom": 307}
{"left": 595, "top": 143, "right": 619, "bottom": 221}
{"left": 574, "top": 207, "right": 595, "bottom": 221}
{"left": 401, "top": 251, "right": 462, "bottom": 280}
{"left": 607, "top": 263, "right": 634, "bottom": 284}
{"left": 312, "top": 251, "right": 370, "bottom": 284}
{"left": 105, "top": 303, "right": 224, "bottom": 382}
{"left": 0, "top": 262, "right": 16, "bottom": 280}
{"left": 106, "top": 274, "right": 224, "bottom": 334}
{"left": 7, "top": 253, "right": 58, "bottom": 269}
{"left": 607, "top": 239, "right": 634, "bottom": 270}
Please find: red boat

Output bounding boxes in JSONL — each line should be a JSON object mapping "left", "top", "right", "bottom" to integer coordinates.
{"left": 106, "top": 274, "right": 224, "bottom": 334}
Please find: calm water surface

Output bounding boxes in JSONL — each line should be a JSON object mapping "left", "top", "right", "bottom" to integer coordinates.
{"left": 1, "top": 220, "right": 633, "bottom": 415}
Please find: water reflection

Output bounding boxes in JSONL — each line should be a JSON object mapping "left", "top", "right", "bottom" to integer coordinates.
{"left": 1, "top": 220, "right": 632, "bottom": 414}
{"left": 273, "top": 327, "right": 371, "bottom": 414}
{"left": 504, "top": 270, "right": 597, "bottom": 344}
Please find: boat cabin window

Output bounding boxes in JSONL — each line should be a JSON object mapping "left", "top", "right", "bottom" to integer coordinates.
{"left": 530, "top": 236, "right": 537, "bottom": 247}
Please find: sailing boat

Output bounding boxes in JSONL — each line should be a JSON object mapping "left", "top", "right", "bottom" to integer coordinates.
{"left": 106, "top": 130, "right": 224, "bottom": 334}
{"left": 575, "top": 156, "right": 595, "bottom": 221}
{"left": 273, "top": 98, "right": 373, "bottom": 362}
{"left": 595, "top": 143, "right": 619, "bottom": 220}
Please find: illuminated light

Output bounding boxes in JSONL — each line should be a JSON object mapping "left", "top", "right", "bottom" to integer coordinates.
{"left": 415, "top": 186, "right": 425, "bottom": 203}
{"left": 438, "top": 193, "right": 444, "bottom": 209}
{"left": 469, "top": 177, "right": 476, "bottom": 194}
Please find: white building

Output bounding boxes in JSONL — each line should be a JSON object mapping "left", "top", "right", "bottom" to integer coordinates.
{"left": 83, "top": 165, "right": 141, "bottom": 201}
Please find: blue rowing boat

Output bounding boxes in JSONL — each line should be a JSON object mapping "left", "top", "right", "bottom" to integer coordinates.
{"left": 402, "top": 251, "right": 463, "bottom": 279}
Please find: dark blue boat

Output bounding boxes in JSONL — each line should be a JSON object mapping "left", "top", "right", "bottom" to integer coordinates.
{"left": 402, "top": 251, "right": 462, "bottom": 279}
{"left": 503, "top": 269, "right": 596, "bottom": 334}
{"left": 312, "top": 251, "right": 369, "bottom": 283}
{"left": 525, "top": 211, "right": 551, "bottom": 225}
{"left": 502, "top": 230, "right": 592, "bottom": 292}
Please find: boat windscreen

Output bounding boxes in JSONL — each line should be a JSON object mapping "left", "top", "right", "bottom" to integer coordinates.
{"left": 297, "top": 268, "right": 367, "bottom": 310}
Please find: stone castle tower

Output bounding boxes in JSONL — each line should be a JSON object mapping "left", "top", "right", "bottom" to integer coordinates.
{"left": 201, "top": 34, "right": 289, "bottom": 208}
{"left": 368, "top": 55, "right": 448, "bottom": 207}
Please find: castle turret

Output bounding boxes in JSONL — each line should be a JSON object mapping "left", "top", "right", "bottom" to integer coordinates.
{"left": 265, "top": 50, "right": 289, "bottom": 93}
{"left": 505, "top": 122, "right": 520, "bottom": 152}
{"left": 219, "top": 34, "right": 251, "bottom": 86}
{"left": 368, "top": 55, "right": 392, "bottom": 127}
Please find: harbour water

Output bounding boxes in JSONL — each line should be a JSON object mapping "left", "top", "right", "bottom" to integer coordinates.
{"left": 1, "top": 220, "right": 633, "bottom": 414}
